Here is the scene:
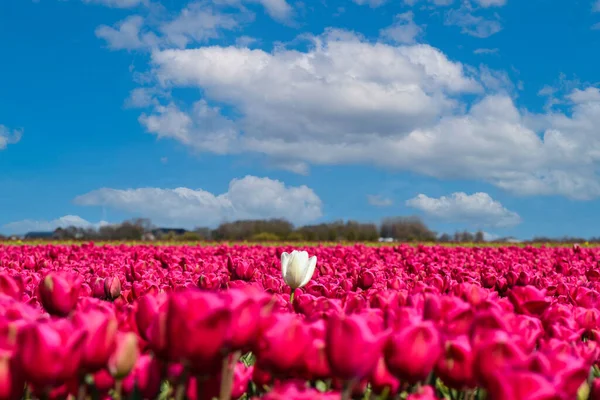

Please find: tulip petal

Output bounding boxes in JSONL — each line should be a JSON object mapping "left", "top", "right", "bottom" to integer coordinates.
{"left": 280, "top": 252, "right": 290, "bottom": 279}
{"left": 300, "top": 256, "right": 317, "bottom": 288}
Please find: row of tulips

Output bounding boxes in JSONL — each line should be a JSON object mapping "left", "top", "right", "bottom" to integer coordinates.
{"left": 2, "top": 243, "right": 600, "bottom": 399}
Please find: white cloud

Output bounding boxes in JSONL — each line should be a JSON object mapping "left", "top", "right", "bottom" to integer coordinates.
{"left": 143, "top": 29, "right": 481, "bottom": 161}
{"left": 159, "top": 3, "right": 241, "bottom": 48}
{"left": 247, "top": 0, "right": 294, "bottom": 22}
{"left": 95, "top": 3, "right": 250, "bottom": 51}
{"left": 130, "top": 30, "right": 600, "bottom": 200}
{"left": 74, "top": 176, "right": 323, "bottom": 227}
{"left": 82, "top": 0, "right": 147, "bottom": 8}
{"left": 0, "top": 125, "right": 22, "bottom": 150}
{"left": 445, "top": 7, "right": 503, "bottom": 38}
{"left": 2, "top": 215, "right": 108, "bottom": 235}
{"left": 593, "top": 0, "right": 600, "bottom": 12}
{"left": 96, "top": 16, "right": 159, "bottom": 51}
{"left": 406, "top": 192, "right": 521, "bottom": 227}
{"left": 592, "top": 22, "right": 600, "bottom": 30}
{"left": 472, "top": 0, "right": 506, "bottom": 7}
{"left": 482, "top": 231, "right": 499, "bottom": 241}
{"left": 474, "top": 47, "right": 499, "bottom": 55}
{"left": 367, "top": 195, "right": 393, "bottom": 207}
{"left": 353, "top": 0, "right": 388, "bottom": 7}
{"left": 380, "top": 12, "right": 423, "bottom": 44}
{"left": 403, "top": 0, "right": 453, "bottom": 6}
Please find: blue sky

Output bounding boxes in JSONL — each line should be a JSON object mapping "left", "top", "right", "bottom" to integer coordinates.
{"left": 1, "top": 0, "right": 600, "bottom": 239}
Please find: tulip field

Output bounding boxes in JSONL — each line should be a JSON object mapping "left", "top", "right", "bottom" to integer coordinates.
{"left": 2, "top": 243, "right": 600, "bottom": 400}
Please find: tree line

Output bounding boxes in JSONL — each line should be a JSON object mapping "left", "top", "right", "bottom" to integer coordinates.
{"left": 0, "top": 216, "right": 495, "bottom": 243}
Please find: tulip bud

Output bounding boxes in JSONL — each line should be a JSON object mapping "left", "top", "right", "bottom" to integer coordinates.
{"left": 108, "top": 332, "right": 139, "bottom": 380}
{"left": 73, "top": 310, "right": 118, "bottom": 372}
{"left": 435, "top": 336, "right": 474, "bottom": 389}
{"left": 165, "top": 290, "right": 231, "bottom": 373}
{"left": 0, "top": 350, "right": 24, "bottom": 400}
{"left": 16, "top": 320, "right": 87, "bottom": 387}
{"left": 0, "top": 275, "right": 20, "bottom": 301}
{"left": 38, "top": 272, "right": 80, "bottom": 317}
{"left": 325, "top": 313, "right": 386, "bottom": 380}
{"left": 256, "top": 314, "right": 309, "bottom": 374}
{"left": 281, "top": 250, "right": 317, "bottom": 290}
{"left": 104, "top": 277, "right": 122, "bottom": 300}
{"left": 385, "top": 321, "right": 441, "bottom": 384}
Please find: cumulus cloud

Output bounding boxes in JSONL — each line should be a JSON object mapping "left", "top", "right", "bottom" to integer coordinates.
{"left": 96, "top": 16, "right": 159, "bottom": 51}
{"left": 142, "top": 30, "right": 481, "bottom": 160}
{"left": 95, "top": 0, "right": 294, "bottom": 50}
{"left": 246, "top": 0, "right": 294, "bottom": 22}
{"left": 82, "top": 0, "right": 147, "bottom": 8}
{"left": 367, "top": 195, "right": 393, "bottom": 207}
{"left": 74, "top": 176, "right": 322, "bottom": 227}
{"left": 406, "top": 192, "right": 521, "bottom": 227}
{"left": 445, "top": 7, "right": 503, "bottom": 38}
{"left": 95, "top": 3, "right": 248, "bottom": 51}
{"left": 131, "top": 29, "right": 600, "bottom": 200}
{"left": 0, "top": 125, "right": 22, "bottom": 150}
{"left": 2, "top": 215, "right": 108, "bottom": 235}
{"left": 159, "top": 3, "right": 242, "bottom": 48}
{"left": 380, "top": 12, "right": 423, "bottom": 44}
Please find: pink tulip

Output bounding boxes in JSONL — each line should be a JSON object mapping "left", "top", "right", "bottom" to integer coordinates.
{"left": 16, "top": 320, "right": 87, "bottom": 387}
{"left": 165, "top": 290, "right": 231, "bottom": 373}
{"left": 325, "top": 313, "right": 387, "bottom": 381}
{"left": 37, "top": 272, "right": 80, "bottom": 317}
{"left": 104, "top": 276, "right": 121, "bottom": 300}
{"left": 108, "top": 332, "right": 139, "bottom": 379}
{"left": 385, "top": 321, "right": 441, "bottom": 384}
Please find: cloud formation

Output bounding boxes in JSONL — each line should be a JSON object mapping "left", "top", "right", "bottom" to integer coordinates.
{"left": 406, "top": 192, "right": 521, "bottom": 227}
{"left": 0, "top": 125, "right": 22, "bottom": 150}
{"left": 367, "top": 195, "right": 394, "bottom": 207}
{"left": 129, "top": 29, "right": 600, "bottom": 200}
{"left": 82, "top": 0, "right": 147, "bottom": 8}
{"left": 380, "top": 12, "right": 423, "bottom": 44}
{"left": 74, "top": 176, "right": 323, "bottom": 227}
{"left": 2, "top": 215, "right": 108, "bottom": 235}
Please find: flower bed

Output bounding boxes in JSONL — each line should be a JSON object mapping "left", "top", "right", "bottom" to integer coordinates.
{"left": 0, "top": 243, "right": 599, "bottom": 400}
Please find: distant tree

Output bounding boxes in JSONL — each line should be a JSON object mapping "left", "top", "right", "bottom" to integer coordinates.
{"left": 380, "top": 216, "right": 436, "bottom": 242}
{"left": 438, "top": 233, "right": 451, "bottom": 242}
{"left": 176, "top": 231, "right": 202, "bottom": 241}
{"left": 213, "top": 219, "right": 294, "bottom": 241}
{"left": 474, "top": 231, "right": 485, "bottom": 242}
{"left": 194, "top": 227, "right": 212, "bottom": 240}
{"left": 460, "top": 231, "right": 474, "bottom": 242}
{"left": 250, "top": 232, "right": 282, "bottom": 242}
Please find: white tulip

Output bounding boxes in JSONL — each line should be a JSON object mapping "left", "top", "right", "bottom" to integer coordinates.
{"left": 281, "top": 250, "right": 317, "bottom": 291}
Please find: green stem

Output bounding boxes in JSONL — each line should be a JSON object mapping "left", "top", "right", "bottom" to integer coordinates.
{"left": 290, "top": 288, "right": 296, "bottom": 304}
{"left": 341, "top": 379, "right": 355, "bottom": 400}
{"left": 113, "top": 380, "right": 123, "bottom": 400}
{"left": 77, "top": 382, "right": 87, "bottom": 400}
{"left": 174, "top": 368, "right": 189, "bottom": 400}
{"left": 219, "top": 351, "right": 242, "bottom": 400}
